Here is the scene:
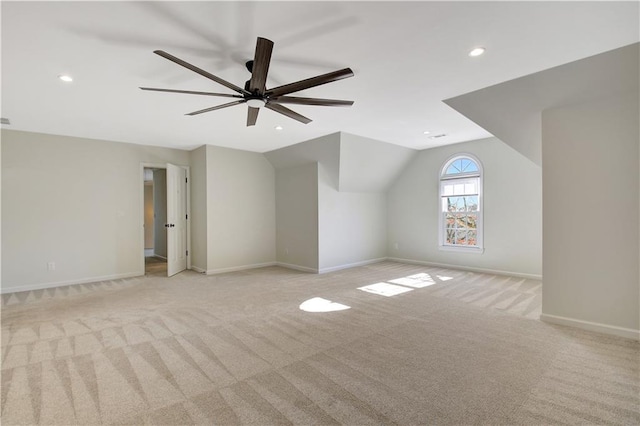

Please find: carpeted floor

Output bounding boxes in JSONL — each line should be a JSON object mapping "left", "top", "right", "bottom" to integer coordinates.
{"left": 1, "top": 261, "right": 638, "bottom": 425}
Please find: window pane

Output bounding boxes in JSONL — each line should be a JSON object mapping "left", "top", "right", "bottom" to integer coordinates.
{"left": 465, "top": 213, "right": 477, "bottom": 229}
{"left": 443, "top": 196, "right": 477, "bottom": 212}
{"left": 464, "top": 161, "right": 478, "bottom": 173}
{"left": 443, "top": 178, "right": 478, "bottom": 195}
{"left": 445, "top": 213, "right": 455, "bottom": 228}
{"left": 468, "top": 230, "right": 477, "bottom": 245}
{"left": 445, "top": 164, "right": 459, "bottom": 175}
{"left": 444, "top": 158, "right": 479, "bottom": 176}
{"left": 445, "top": 197, "right": 456, "bottom": 211}
{"left": 453, "top": 213, "right": 466, "bottom": 229}
{"left": 455, "top": 230, "right": 467, "bottom": 245}
{"left": 464, "top": 182, "right": 477, "bottom": 194}
{"left": 445, "top": 220, "right": 456, "bottom": 244}
{"left": 465, "top": 196, "right": 478, "bottom": 211}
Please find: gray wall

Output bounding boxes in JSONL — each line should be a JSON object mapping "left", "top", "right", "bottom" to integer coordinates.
{"left": 442, "top": 44, "right": 639, "bottom": 339}
{"left": 205, "top": 145, "right": 276, "bottom": 273}
{"left": 188, "top": 146, "right": 208, "bottom": 272}
{"left": 0, "top": 132, "right": 279, "bottom": 288}
{"left": 318, "top": 164, "right": 387, "bottom": 271}
{"left": 542, "top": 93, "right": 639, "bottom": 335}
{"left": 275, "top": 162, "right": 319, "bottom": 271}
{"left": 1, "top": 130, "right": 189, "bottom": 292}
{"left": 387, "top": 137, "right": 542, "bottom": 277}
{"left": 267, "top": 132, "right": 407, "bottom": 272}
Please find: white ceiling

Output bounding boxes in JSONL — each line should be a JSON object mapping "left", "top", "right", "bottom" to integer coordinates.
{"left": 445, "top": 43, "right": 640, "bottom": 166}
{"left": 2, "top": 1, "right": 638, "bottom": 153}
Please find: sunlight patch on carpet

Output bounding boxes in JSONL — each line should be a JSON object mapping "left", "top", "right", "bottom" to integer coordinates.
{"left": 357, "top": 282, "right": 414, "bottom": 297}
{"left": 437, "top": 275, "right": 454, "bottom": 281}
{"left": 299, "top": 297, "right": 351, "bottom": 313}
{"left": 388, "top": 273, "right": 437, "bottom": 288}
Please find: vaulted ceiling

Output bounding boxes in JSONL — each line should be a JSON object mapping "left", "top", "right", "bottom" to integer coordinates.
{"left": 2, "top": 1, "right": 638, "bottom": 152}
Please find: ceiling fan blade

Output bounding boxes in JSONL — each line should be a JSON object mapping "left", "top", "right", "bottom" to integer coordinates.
{"left": 186, "top": 100, "right": 246, "bottom": 116}
{"left": 265, "top": 103, "right": 312, "bottom": 124}
{"left": 154, "top": 50, "right": 250, "bottom": 96}
{"left": 269, "top": 96, "right": 354, "bottom": 107}
{"left": 140, "top": 87, "right": 243, "bottom": 98}
{"left": 247, "top": 107, "right": 260, "bottom": 126}
{"left": 249, "top": 37, "right": 274, "bottom": 94}
{"left": 266, "top": 68, "right": 354, "bottom": 97}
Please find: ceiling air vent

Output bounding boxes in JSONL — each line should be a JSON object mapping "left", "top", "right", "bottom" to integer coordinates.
{"left": 428, "top": 133, "right": 447, "bottom": 139}
{"left": 0, "top": 118, "right": 10, "bottom": 125}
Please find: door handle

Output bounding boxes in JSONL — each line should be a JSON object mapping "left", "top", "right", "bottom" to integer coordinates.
{"left": 164, "top": 223, "right": 175, "bottom": 228}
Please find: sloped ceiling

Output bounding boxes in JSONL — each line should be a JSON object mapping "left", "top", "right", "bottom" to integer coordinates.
{"left": 264, "top": 132, "right": 417, "bottom": 192}
{"left": 338, "top": 133, "right": 416, "bottom": 192}
{"left": 264, "top": 133, "right": 341, "bottom": 188}
{"left": 444, "top": 43, "right": 640, "bottom": 165}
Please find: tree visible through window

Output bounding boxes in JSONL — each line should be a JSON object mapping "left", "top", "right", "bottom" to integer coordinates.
{"left": 439, "top": 155, "right": 483, "bottom": 250}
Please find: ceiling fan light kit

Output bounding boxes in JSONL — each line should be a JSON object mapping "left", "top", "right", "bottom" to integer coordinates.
{"left": 141, "top": 37, "right": 354, "bottom": 127}
{"left": 246, "top": 98, "right": 266, "bottom": 108}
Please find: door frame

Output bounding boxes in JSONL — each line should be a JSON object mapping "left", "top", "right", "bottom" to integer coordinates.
{"left": 139, "top": 162, "right": 191, "bottom": 275}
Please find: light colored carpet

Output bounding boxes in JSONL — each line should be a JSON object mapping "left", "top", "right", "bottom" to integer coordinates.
{"left": 1, "top": 261, "right": 638, "bottom": 425}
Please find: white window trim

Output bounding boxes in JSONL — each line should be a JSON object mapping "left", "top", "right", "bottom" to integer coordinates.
{"left": 438, "top": 153, "right": 484, "bottom": 253}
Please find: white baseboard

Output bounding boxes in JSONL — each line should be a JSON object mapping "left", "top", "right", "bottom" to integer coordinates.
{"left": 190, "top": 265, "right": 206, "bottom": 274}
{"left": 388, "top": 257, "right": 542, "bottom": 280}
{"left": 276, "top": 258, "right": 387, "bottom": 274}
{"left": 205, "top": 262, "right": 277, "bottom": 275}
{"left": 276, "top": 262, "right": 318, "bottom": 273}
{"left": 318, "top": 257, "right": 387, "bottom": 274}
{"left": 153, "top": 254, "right": 167, "bottom": 261}
{"left": 144, "top": 248, "right": 154, "bottom": 256}
{"left": 1, "top": 271, "right": 144, "bottom": 294}
{"left": 540, "top": 313, "right": 640, "bottom": 341}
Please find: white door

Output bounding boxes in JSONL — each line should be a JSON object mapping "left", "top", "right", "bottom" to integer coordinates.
{"left": 167, "top": 163, "right": 187, "bottom": 277}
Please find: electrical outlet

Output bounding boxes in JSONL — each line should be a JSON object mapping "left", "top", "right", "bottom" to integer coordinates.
{"left": 47, "top": 262, "right": 56, "bottom": 271}
{"left": 284, "top": 248, "right": 289, "bottom": 255}
{"left": 394, "top": 243, "right": 399, "bottom": 250}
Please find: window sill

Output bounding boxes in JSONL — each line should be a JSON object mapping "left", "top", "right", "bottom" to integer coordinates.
{"left": 438, "top": 245, "right": 485, "bottom": 254}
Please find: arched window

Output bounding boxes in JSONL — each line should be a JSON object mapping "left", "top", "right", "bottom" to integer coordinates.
{"left": 439, "top": 154, "right": 483, "bottom": 252}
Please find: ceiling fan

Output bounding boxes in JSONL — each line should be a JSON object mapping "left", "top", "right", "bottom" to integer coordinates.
{"left": 140, "top": 37, "right": 354, "bottom": 126}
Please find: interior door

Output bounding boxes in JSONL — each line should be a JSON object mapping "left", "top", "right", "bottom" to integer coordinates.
{"left": 166, "top": 163, "right": 187, "bottom": 277}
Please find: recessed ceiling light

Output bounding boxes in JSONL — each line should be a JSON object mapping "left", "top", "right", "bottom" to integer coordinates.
{"left": 468, "top": 47, "right": 486, "bottom": 57}
{"left": 275, "top": 125, "right": 283, "bottom": 131}
{"left": 423, "top": 131, "right": 431, "bottom": 135}
{"left": 58, "top": 75, "right": 73, "bottom": 82}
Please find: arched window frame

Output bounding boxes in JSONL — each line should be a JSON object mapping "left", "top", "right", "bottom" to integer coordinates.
{"left": 438, "top": 154, "right": 484, "bottom": 253}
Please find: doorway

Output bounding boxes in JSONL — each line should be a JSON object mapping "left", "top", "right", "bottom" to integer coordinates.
{"left": 143, "top": 168, "right": 168, "bottom": 275}
{"left": 141, "top": 163, "right": 190, "bottom": 277}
